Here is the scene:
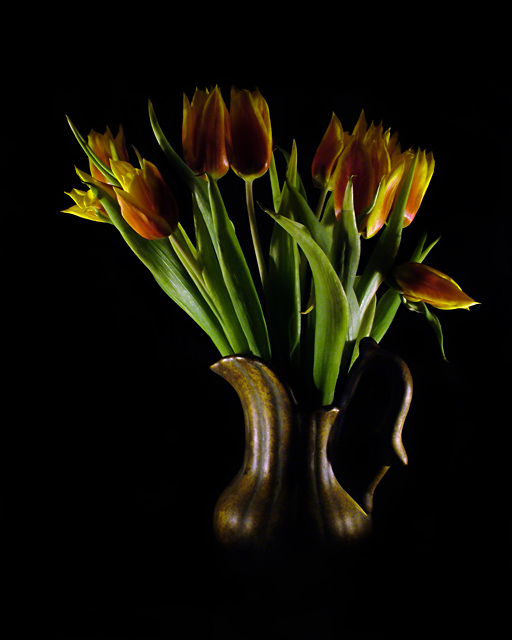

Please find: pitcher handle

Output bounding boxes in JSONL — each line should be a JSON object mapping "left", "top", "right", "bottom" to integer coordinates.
{"left": 330, "top": 337, "right": 413, "bottom": 514}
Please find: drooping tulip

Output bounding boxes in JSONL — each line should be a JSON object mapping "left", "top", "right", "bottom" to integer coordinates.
{"left": 110, "top": 158, "right": 179, "bottom": 240}
{"left": 392, "top": 262, "right": 479, "bottom": 310}
{"left": 229, "top": 87, "right": 272, "bottom": 181}
{"left": 182, "top": 86, "right": 231, "bottom": 179}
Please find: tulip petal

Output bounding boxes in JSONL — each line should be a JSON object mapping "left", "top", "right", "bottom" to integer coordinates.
{"left": 312, "top": 112, "right": 344, "bottom": 190}
{"left": 114, "top": 188, "right": 174, "bottom": 240}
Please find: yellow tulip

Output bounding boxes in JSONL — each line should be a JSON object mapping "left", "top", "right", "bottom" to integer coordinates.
{"left": 62, "top": 188, "right": 110, "bottom": 222}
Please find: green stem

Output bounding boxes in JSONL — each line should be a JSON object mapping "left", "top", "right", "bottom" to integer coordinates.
{"left": 315, "top": 185, "right": 330, "bottom": 220}
{"left": 245, "top": 179, "right": 268, "bottom": 291}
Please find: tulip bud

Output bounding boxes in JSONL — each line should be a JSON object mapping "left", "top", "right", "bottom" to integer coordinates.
{"left": 229, "top": 87, "right": 272, "bottom": 181}
{"left": 311, "top": 113, "right": 344, "bottom": 190}
{"left": 392, "top": 262, "right": 479, "bottom": 310}
{"left": 87, "top": 126, "right": 129, "bottom": 184}
{"left": 360, "top": 157, "right": 405, "bottom": 238}
{"left": 333, "top": 134, "right": 375, "bottom": 219}
{"left": 399, "top": 149, "right": 435, "bottom": 226}
{"left": 182, "top": 86, "right": 230, "bottom": 180}
{"left": 110, "top": 158, "right": 179, "bottom": 240}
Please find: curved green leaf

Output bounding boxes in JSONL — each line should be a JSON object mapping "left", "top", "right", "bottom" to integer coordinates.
{"left": 192, "top": 195, "right": 251, "bottom": 355}
{"left": 266, "top": 210, "right": 348, "bottom": 406}
{"left": 370, "top": 288, "right": 402, "bottom": 343}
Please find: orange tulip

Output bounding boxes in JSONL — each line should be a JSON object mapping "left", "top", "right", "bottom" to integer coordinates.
{"left": 332, "top": 110, "right": 434, "bottom": 237}
{"left": 392, "top": 262, "right": 479, "bottom": 310}
{"left": 229, "top": 87, "right": 272, "bottom": 181}
{"left": 110, "top": 158, "right": 179, "bottom": 240}
{"left": 87, "top": 126, "right": 129, "bottom": 184}
{"left": 182, "top": 86, "right": 231, "bottom": 179}
{"left": 333, "top": 127, "right": 375, "bottom": 219}
{"left": 311, "top": 112, "right": 344, "bottom": 190}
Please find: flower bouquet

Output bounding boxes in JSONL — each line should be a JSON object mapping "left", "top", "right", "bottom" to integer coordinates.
{"left": 62, "top": 86, "right": 478, "bottom": 549}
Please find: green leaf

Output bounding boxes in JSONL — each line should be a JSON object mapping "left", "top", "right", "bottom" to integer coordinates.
{"left": 89, "top": 183, "right": 232, "bottom": 356}
{"left": 192, "top": 195, "right": 251, "bottom": 355}
{"left": 331, "top": 178, "right": 361, "bottom": 293}
{"left": 268, "top": 152, "right": 282, "bottom": 212}
{"left": 348, "top": 292, "right": 376, "bottom": 368}
{"left": 284, "top": 179, "right": 331, "bottom": 257}
{"left": 410, "top": 232, "right": 441, "bottom": 262}
{"left": 266, "top": 208, "right": 302, "bottom": 382}
{"left": 406, "top": 299, "right": 448, "bottom": 361}
{"left": 265, "top": 144, "right": 303, "bottom": 381}
{"left": 266, "top": 210, "right": 349, "bottom": 406}
{"left": 370, "top": 288, "right": 402, "bottom": 343}
{"left": 274, "top": 143, "right": 308, "bottom": 201}
{"left": 206, "top": 176, "right": 271, "bottom": 361}
{"left": 421, "top": 303, "right": 447, "bottom": 361}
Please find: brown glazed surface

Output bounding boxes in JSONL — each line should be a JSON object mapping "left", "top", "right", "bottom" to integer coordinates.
{"left": 211, "top": 337, "right": 413, "bottom": 553}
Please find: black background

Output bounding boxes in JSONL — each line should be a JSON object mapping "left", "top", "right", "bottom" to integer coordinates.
{"left": 4, "top": 13, "right": 510, "bottom": 638}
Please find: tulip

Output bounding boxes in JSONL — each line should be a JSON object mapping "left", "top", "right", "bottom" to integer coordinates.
{"left": 311, "top": 112, "right": 344, "bottom": 190}
{"left": 182, "top": 86, "right": 231, "bottom": 180}
{"left": 392, "top": 262, "right": 479, "bottom": 310}
{"left": 332, "top": 110, "right": 381, "bottom": 219}
{"left": 332, "top": 109, "right": 434, "bottom": 236}
{"left": 399, "top": 149, "right": 435, "bottom": 226}
{"left": 229, "top": 87, "right": 272, "bottom": 181}
{"left": 361, "top": 155, "right": 406, "bottom": 238}
{"left": 62, "top": 187, "right": 110, "bottom": 222}
{"left": 333, "top": 128, "right": 375, "bottom": 219}
{"left": 87, "top": 126, "right": 129, "bottom": 184}
{"left": 110, "top": 158, "right": 179, "bottom": 240}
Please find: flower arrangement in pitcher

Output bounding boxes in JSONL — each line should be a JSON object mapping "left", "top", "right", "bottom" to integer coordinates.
{"left": 63, "top": 86, "right": 478, "bottom": 408}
